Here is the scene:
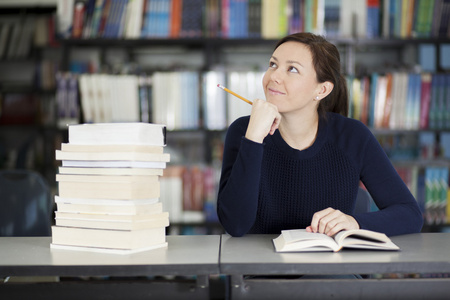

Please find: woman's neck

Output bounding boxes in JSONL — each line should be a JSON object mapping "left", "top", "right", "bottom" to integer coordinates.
{"left": 278, "top": 112, "right": 320, "bottom": 151}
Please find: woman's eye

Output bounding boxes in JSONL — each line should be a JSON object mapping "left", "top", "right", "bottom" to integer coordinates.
{"left": 269, "top": 61, "right": 277, "bottom": 68}
{"left": 288, "top": 66, "right": 299, "bottom": 73}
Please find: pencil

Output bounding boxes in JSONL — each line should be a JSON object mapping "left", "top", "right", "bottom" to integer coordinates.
{"left": 217, "top": 84, "right": 253, "bottom": 105}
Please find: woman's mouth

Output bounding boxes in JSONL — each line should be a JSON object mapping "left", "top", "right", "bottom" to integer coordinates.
{"left": 268, "top": 88, "right": 285, "bottom": 95}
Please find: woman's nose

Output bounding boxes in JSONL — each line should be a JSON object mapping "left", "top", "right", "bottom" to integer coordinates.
{"left": 270, "top": 68, "right": 282, "bottom": 84}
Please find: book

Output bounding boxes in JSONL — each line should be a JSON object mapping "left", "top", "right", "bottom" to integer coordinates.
{"left": 60, "top": 143, "right": 164, "bottom": 153}
{"left": 55, "top": 211, "right": 169, "bottom": 230}
{"left": 50, "top": 242, "right": 167, "bottom": 255}
{"left": 55, "top": 196, "right": 163, "bottom": 215}
{"left": 55, "top": 211, "right": 168, "bottom": 221}
{"left": 68, "top": 122, "right": 166, "bottom": 146}
{"left": 55, "top": 150, "right": 170, "bottom": 162}
{"left": 61, "top": 160, "right": 167, "bottom": 169}
{"left": 56, "top": 174, "right": 159, "bottom": 183}
{"left": 56, "top": 175, "right": 160, "bottom": 199}
{"left": 273, "top": 229, "right": 400, "bottom": 252}
{"left": 58, "top": 166, "right": 164, "bottom": 176}
{"left": 51, "top": 226, "right": 167, "bottom": 251}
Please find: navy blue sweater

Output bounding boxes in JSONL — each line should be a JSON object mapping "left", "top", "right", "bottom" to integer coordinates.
{"left": 217, "top": 113, "right": 423, "bottom": 237}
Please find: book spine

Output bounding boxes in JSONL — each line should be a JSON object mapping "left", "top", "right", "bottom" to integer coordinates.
{"left": 72, "top": 1, "right": 86, "bottom": 38}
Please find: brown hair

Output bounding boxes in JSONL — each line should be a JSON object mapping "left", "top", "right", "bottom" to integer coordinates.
{"left": 274, "top": 32, "right": 348, "bottom": 117}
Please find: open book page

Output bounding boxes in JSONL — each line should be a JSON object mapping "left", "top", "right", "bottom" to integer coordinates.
{"left": 273, "top": 229, "right": 340, "bottom": 252}
{"left": 273, "top": 229, "right": 400, "bottom": 252}
{"left": 333, "top": 229, "right": 400, "bottom": 250}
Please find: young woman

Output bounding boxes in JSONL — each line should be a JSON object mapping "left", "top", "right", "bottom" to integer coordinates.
{"left": 217, "top": 32, "right": 423, "bottom": 237}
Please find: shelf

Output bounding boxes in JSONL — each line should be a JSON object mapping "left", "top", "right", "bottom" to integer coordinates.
{"left": 0, "top": 0, "right": 57, "bottom": 7}
{"left": 372, "top": 128, "right": 450, "bottom": 135}
{"left": 59, "top": 37, "right": 450, "bottom": 48}
{"left": 392, "top": 159, "right": 450, "bottom": 168}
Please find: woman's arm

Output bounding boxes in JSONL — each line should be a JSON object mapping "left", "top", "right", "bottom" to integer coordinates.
{"left": 217, "top": 101, "right": 281, "bottom": 237}
{"left": 355, "top": 134, "right": 424, "bottom": 236}
{"left": 217, "top": 118, "right": 264, "bottom": 237}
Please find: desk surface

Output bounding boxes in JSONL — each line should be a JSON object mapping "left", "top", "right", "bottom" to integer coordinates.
{"left": 0, "top": 235, "right": 221, "bottom": 277}
{"left": 220, "top": 233, "right": 450, "bottom": 275}
{"left": 2, "top": 233, "right": 450, "bottom": 277}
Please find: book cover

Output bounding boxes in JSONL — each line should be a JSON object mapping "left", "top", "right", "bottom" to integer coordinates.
{"left": 56, "top": 174, "right": 160, "bottom": 183}
{"left": 98, "top": 0, "right": 112, "bottom": 37}
{"left": 58, "top": 166, "right": 164, "bottom": 176}
{"left": 51, "top": 226, "right": 167, "bottom": 250}
{"left": 55, "top": 211, "right": 169, "bottom": 230}
{"left": 339, "top": 0, "right": 367, "bottom": 38}
{"left": 248, "top": 0, "right": 261, "bottom": 38}
{"left": 60, "top": 143, "right": 164, "bottom": 153}
{"left": 419, "top": 73, "right": 432, "bottom": 129}
{"left": 169, "top": 0, "right": 182, "bottom": 37}
{"left": 324, "top": 0, "right": 341, "bottom": 38}
{"left": 381, "top": 73, "right": 393, "bottom": 128}
{"left": 179, "top": 0, "right": 203, "bottom": 37}
{"left": 56, "top": 0, "right": 74, "bottom": 39}
{"left": 366, "top": 0, "right": 380, "bottom": 38}
{"left": 72, "top": 1, "right": 86, "bottom": 38}
{"left": 61, "top": 160, "right": 167, "bottom": 169}
{"left": 124, "top": 0, "right": 145, "bottom": 38}
{"left": 55, "top": 196, "right": 163, "bottom": 214}
{"left": 57, "top": 180, "right": 161, "bottom": 200}
{"left": 373, "top": 74, "right": 388, "bottom": 129}
{"left": 412, "top": 0, "right": 435, "bottom": 37}
{"left": 82, "top": 0, "right": 97, "bottom": 38}
{"left": 55, "top": 149, "right": 170, "bottom": 162}
{"left": 68, "top": 122, "right": 166, "bottom": 146}
{"left": 90, "top": 0, "right": 106, "bottom": 38}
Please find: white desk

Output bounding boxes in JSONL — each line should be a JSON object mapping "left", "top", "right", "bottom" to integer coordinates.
{"left": 0, "top": 235, "right": 221, "bottom": 300}
{"left": 220, "top": 233, "right": 450, "bottom": 300}
{"left": 3, "top": 233, "right": 450, "bottom": 299}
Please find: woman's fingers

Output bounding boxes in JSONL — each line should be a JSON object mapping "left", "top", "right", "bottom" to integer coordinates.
{"left": 309, "top": 207, "right": 359, "bottom": 236}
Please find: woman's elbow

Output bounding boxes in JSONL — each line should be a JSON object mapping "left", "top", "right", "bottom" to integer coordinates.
{"left": 412, "top": 207, "right": 424, "bottom": 233}
{"left": 217, "top": 212, "right": 251, "bottom": 237}
{"left": 225, "top": 227, "right": 248, "bottom": 237}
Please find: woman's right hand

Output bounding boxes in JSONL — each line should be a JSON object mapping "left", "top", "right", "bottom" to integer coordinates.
{"left": 245, "top": 99, "right": 282, "bottom": 144}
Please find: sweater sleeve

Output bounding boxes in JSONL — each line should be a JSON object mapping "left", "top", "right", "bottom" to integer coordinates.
{"left": 354, "top": 131, "right": 424, "bottom": 236}
{"left": 217, "top": 118, "right": 264, "bottom": 237}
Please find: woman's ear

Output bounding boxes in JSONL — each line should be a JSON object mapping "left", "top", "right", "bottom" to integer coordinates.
{"left": 315, "top": 81, "right": 334, "bottom": 101}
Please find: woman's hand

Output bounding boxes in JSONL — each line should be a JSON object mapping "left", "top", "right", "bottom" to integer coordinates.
{"left": 245, "top": 99, "right": 282, "bottom": 143}
{"left": 306, "top": 207, "right": 360, "bottom": 236}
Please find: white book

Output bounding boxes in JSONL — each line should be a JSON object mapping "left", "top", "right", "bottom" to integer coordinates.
{"left": 55, "top": 150, "right": 170, "bottom": 162}
{"left": 339, "top": 0, "right": 367, "bottom": 38}
{"left": 273, "top": 229, "right": 400, "bottom": 252}
{"left": 55, "top": 212, "right": 169, "bottom": 230}
{"left": 58, "top": 166, "right": 164, "bottom": 176}
{"left": 78, "top": 75, "right": 95, "bottom": 123}
{"left": 50, "top": 242, "right": 168, "bottom": 254}
{"left": 51, "top": 226, "right": 166, "bottom": 251}
{"left": 124, "top": 0, "right": 144, "bottom": 39}
{"left": 68, "top": 122, "right": 166, "bottom": 146}
{"left": 203, "top": 70, "right": 227, "bottom": 130}
{"left": 60, "top": 143, "right": 164, "bottom": 153}
{"left": 55, "top": 196, "right": 163, "bottom": 215}
{"left": 61, "top": 160, "right": 167, "bottom": 169}
{"left": 56, "top": 174, "right": 159, "bottom": 183}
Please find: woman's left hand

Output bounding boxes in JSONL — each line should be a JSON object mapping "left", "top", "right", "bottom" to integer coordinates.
{"left": 306, "top": 207, "right": 360, "bottom": 236}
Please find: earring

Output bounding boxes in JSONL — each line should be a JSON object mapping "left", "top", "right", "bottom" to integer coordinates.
{"left": 315, "top": 96, "right": 319, "bottom": 100}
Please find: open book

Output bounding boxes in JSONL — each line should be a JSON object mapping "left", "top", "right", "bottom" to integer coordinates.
{"left": 273, "top": 229, "right": 400, "bottom": 252}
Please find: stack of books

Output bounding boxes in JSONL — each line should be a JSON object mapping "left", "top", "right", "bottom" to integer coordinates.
{"left": 51, "top": 122, "right": 170, "bottom": 254}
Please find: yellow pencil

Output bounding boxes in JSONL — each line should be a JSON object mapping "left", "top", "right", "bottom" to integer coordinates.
{"left": 217, "top": 84, "right": 253, "bottom": 105}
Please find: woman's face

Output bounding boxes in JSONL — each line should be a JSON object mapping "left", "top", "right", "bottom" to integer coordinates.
{"left": 262, "top": 41, "right": 322, "bottom": 115}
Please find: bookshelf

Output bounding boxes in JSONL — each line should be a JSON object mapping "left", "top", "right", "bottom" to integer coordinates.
{"left": 1, "top": 0, "right": 450, "bottom": 233}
